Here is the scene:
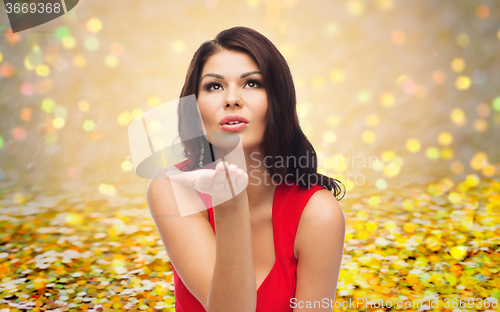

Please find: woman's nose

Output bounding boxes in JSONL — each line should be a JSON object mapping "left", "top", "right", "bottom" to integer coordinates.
{"left": 224, "top": 85, "right": 242, "bottom": 108}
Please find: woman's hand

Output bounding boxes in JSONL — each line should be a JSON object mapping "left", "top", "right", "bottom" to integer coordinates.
{"left": 166, "top": 161, "right": 248, "bottom": 204}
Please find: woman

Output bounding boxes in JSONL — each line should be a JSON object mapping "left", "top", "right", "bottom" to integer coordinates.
{"left": 147, "top": 26, "right": 346, "bottom": 312}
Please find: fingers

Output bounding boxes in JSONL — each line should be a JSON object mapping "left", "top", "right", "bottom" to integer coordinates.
{"left": 214, "top": 161, "right": 228, "bottom": 186}
{"left": 235, "top": 168, "right": 248, "bottom": 188}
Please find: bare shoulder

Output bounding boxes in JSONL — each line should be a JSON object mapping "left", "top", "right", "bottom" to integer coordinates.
{"left": 294, "top": 188, "right": 345, "bottom": 259}
{"left": 146, "top": 170, "right": 176, "bottom": 214}
{"left": 302, "top": 189, "right": 344, "bottom": 227}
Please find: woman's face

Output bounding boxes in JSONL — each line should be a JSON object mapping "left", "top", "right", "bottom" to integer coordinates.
{"left": 197, "top": 50, "right": 268, "bottom": 151}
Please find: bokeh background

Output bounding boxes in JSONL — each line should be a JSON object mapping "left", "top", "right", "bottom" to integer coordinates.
{"left": 1, "top": 0, "right": 500, "bottom": 311}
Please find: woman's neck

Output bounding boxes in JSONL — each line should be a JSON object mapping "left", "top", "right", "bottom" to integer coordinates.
{"left": 243, "top": 145, "right": 277, "bottom": 209}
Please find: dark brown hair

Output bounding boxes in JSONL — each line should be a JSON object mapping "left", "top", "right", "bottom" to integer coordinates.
{"left": 177, "top": 26, "right": 345, "bottom": 200}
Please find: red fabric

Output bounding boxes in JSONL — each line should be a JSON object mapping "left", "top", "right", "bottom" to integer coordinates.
{"left": 171, "top": 161, "right": 325, "bottom": 312}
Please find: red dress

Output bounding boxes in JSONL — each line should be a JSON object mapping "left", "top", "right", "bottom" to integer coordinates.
{"left": 171, "top": 161, "right": 325, "bottom": 312}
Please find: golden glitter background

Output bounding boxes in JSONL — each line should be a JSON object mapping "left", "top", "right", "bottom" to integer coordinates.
{"left": 1, "top": 0, "right": 500, "bottom": 311}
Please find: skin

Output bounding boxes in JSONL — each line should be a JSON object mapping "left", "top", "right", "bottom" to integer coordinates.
{"left": 147, "top": 50, "right": 345, "bottom": 312}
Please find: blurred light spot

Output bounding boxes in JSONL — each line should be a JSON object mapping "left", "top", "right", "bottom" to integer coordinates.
{"left": 441, "top": 148, "right": 454, "bottom": 160}
{"left": 12, "top": 127, "right": 27, "bottom": 141}
{"left": 470, "top": 151, "right": 487, "bottom": 170}
{"left": 85, "top": 36, "right": 100, "bottom": 51}
{"left": 105, "top": 55, "right": 119, "bottom": 68}
{"left": 362, "top": 130, "right": 375, "bottom": 143}
{"left": 347, "top": 0, "right": 364, "bottom": 16}
{"left": 368, "top": 196, "right": 381, "bottom": 206}
{"left": 323, "top": 131, "right": 336, "bottom": 143}
{"left": 78, "top": 100, "right": 90, "bottom": 112}
{"left": 62, "top": 36, "right": 76, "bottom": 49}
{"left": 450, "top": 160, "right": 464, "bottom": 174}
{"left": 381, "top": 150, "right": 395, "bottom": 162}
{"left": 4, "top": 29, "right": 21, "bottom": 46}
{"left": 110, "top": 43, "right": 124, "bottom": 57}
{"left": 406, "top": 138, "right": 421, "bottom": 152}
{"left": 391, "top": 30, "right": 406, "bottom": 45}
{"left": 20, "top": 82, "right": 34, "bottom": 96}
{"left": 0, "top": 63, "right": 15, "bottom": 77}
{"left": 24, "top": 46, "right": 43, "bottom": 69}
{"left": 117, "top": 111, "right": 133, "bottom": 126}
{"left": 357, "top": 90, "right": 371, "bottom": 103}
{"left": 375, "top": 179, "right": 388, "bottom": 190}
{"left": 376, "top": 0, "right": 393, "bottom": 11}
{"left": 365, "top": 113, "right": 379, "bottom": 127}
{"left": 474, "top": 119, "right": 488, "bottom": 132}
{"left": 456, "top": 33, "right": 470, "bottom": 48}
{"left": 476, "top": 103, "right": 490, "bottom": 117}
{"left": 147, "top": 97, "right": 161, "bottom": 107}
{"left": 73, "top": 55, "right": 86, "bottom": 67}
{"left": 384, "top": 162, "right": 400, "bottom": 177}
{"left": 451, "top": 58, "right": 465, "bottom": 72}
{"left": 400, "top": 77, "right": 417, "bottom": 94}
{"left": 21, "top": 108, "right": 32, "bottom": 122}
{"left": 356, "top": 211, "right": 368, "bottom": 221}
{"left": 431, "top": 70, "right": 445, "bottom": 84}
{"left": 87, "top": 18, "right": 102, "bottom": 33}
{"left": 99, "top": 183, "right": 116, "bottom": 196}
{"left": 0, "top": 52, "right": 3, "bottom": 63}
{"left": 476, "top": 5, "right": 489, "bottom": 19}
{"left": 131, "top": 109, "right": 144, "bottom": 119}
{"left": 330, "top": 69, "right": 344, "bottom": 83}
{"left": 311, "top": 76, "right": 325, "bottom": 89}
{"left": 324, "top": 21, "right": 339, "bottom": 37}
{"left": 41, "top": 98, "right": 56, "bottom": 113}
{"left": 36, "top": 64, "right": 50, "bottom": 76}
{"left": 371, "top": 159, "right": 384, "bottom": 171}
{"left": 55, "top": 26, "right": 70, "bottom": 40}
{"left": 448, "top": 192, "right": 462, "bottom": 205}
{"left": 172, "top": 40, "right": 186, "bottom": 53}
{"left": 247, "top": 0, "right": 259, "bottom": 8}
{"left": 121, "top": 160, "right": 133, "bottom": 171}
{"left": 465, "top": 174, "right": 479, "bottom": 187}
{"left": 52, "top": 117, "right": 65, "bottom": 129}
{"left": 426, "top": 147, "right": 440, "bottom": 160}
{"left": 0, "top": 136, "right": 3, "bottom": 148}
{"left": 83, "top": 120, "right": 95, "bottom": 132}
{"left": 492, "top": 97, "right": 500, "bottom": 112}
{"left": 482, "top": 164, "right": 496, "bottom": 176}
{"left": 384, "top": 221, "right": 396, "bottom": 232}
{"left": 327, "top": 115, "right": 339, "bottom": 127}
{"left": 450, "top": 108, "right": 466, "bottom": 126}
{"left": 380, "top": 92, "right": 394, "bottom": 107}
{"left": 438, "top": 131, "right": 453, "bottom": 146}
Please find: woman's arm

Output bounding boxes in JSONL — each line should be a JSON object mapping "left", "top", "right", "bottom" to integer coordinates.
{"left": 208, "top": 190, "right": 257, "bottom": 312}
{"left": 147, "top": 163, "right": 256, "bottom": 312}
{"left": 293, "top": 189, "right": 346, "bottom": 311}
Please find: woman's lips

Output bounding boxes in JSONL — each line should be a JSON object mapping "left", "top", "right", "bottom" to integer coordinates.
{"left": 221, "top": 122, "right": 247, "bottom": 132}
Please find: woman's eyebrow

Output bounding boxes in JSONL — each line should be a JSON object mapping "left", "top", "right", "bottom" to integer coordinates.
{"left": 200, "top": 71, "right": 262, "bottom": 81}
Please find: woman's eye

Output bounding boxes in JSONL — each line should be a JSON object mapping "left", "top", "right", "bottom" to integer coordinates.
{"left": 205, "top": 82, "right": 222, "bottom": 91}
{"left": 246, "top": 80, "right": 261, "bottom": 88}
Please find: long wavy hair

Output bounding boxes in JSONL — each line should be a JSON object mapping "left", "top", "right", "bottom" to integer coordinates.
{"left": 177, "top": 26, "right": 345, "bottom": 200}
